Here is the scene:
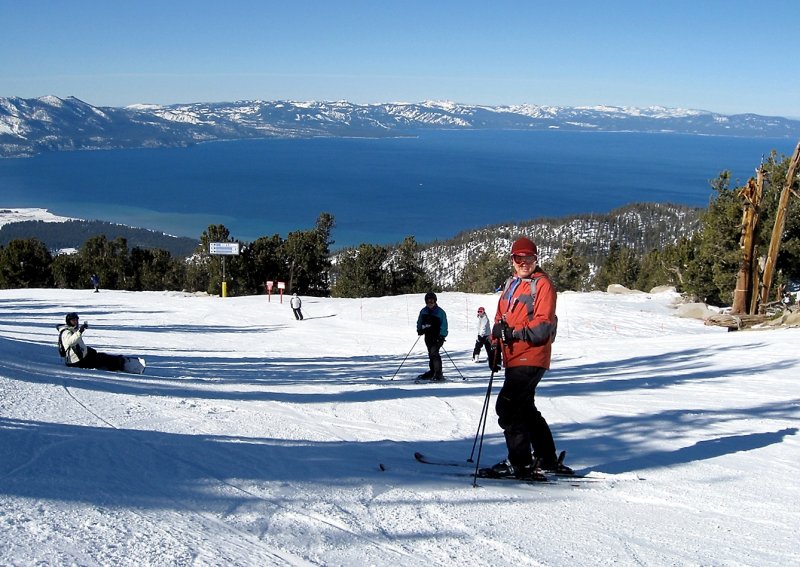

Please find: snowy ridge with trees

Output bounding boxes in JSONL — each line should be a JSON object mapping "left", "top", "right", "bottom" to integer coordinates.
{"left": 418, "top": 203, "right": 702, "bottom": 288}
{"left": 1, "top": 203, "right": 701, "bottom": 295}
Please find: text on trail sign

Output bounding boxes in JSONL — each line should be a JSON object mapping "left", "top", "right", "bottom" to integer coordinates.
{"left": 209, "top": 242, "right": 240, "bottom": 255}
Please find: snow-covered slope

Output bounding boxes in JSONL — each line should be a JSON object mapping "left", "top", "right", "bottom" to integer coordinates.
{"left": 1, "top": 287, "right": 798, "bottom": 565}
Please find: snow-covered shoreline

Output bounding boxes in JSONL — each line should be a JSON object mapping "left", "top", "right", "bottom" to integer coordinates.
{"left": 0, "top": 207, "right": 77, "bottom": 229}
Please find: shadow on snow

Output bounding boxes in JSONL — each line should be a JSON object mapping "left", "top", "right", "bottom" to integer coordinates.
{"left": 1, "top": 317, "right": 799, "bottom": 511}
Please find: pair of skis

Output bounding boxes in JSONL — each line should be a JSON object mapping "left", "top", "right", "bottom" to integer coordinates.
{"left": 380, "top": 375, "right": 456, "bottom": 384}
{"left": 413, "top": 451, "right": 598, "bottom": 486}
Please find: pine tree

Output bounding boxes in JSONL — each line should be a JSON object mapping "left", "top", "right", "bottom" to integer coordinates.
{"left": 51, "top": 253, "right": 82, "bottom": 289}
{"left": 246, "top": 234, "right": 287, "bottom": 295}
{"left": 0, "top": 238, "right": 54, "bottom": 288}
{"left": 593, "top": 241, "right": 641, "bottom": 290}
{"left": 389, "top": 236, "right": 432, "bottom": 295}
{"left": 78, "top": 235, "right": 131, "bottom": 290}
{"left": 129, "top": 247, "right": 186, "bottom": 291}
{"left": 632, "top": 234, "right": 696, "bottom": 292}
{"left": 455, "top": 250, "right": 508, "bottom": 293}
{"left": 331, "top": 244, "right": 390, "bottom": 298}
{"left": 189, "top": 224, "right": 237, "bottom": 295}
{"left": 542, "top": 241, "right": 590, "bottom": 291}
{"left": 285, "top": 213, "right": 335, "bottom": 296}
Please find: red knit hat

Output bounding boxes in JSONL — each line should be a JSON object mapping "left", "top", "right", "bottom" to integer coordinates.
{"left": 511, "top": 237, "right": 537, "bottom": 257}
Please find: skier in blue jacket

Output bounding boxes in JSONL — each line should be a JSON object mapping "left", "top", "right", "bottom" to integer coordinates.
{"left": 416, "top": 292, "right": 448, "bottom": 380}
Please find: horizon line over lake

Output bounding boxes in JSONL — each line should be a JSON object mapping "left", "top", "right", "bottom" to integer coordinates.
{"left": 1, "top": 130, "right": 795, "bottom": 248}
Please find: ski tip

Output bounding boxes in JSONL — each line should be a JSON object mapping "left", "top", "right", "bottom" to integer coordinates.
{"left": 413, "top": 452, "right": 424, "bottom": 461}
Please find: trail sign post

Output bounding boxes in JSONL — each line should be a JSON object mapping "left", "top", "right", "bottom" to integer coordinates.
{"left": 209, "top": 242, "right": 240, "bottom": 297}
{"left": 278, "top": 281, "right": 286, "bottom": 303}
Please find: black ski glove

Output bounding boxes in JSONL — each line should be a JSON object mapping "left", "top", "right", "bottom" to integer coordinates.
{"left": 492, "top": 321, "right": 514, "bottom": 342}
{"left": 79, "top": 322, "right": 88, "bottom": 332}
{"left": 437, "top": 336, "right": 445, "bottom": 346}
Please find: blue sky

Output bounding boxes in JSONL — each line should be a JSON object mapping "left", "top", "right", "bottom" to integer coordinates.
{"left": 2, "top": 0, "right": 798, "bottom": 118}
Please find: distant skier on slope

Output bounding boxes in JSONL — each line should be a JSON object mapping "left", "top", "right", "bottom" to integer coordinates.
{"left": 472, "top": 306, "right": 500, "bottom": 367}
{"left": 415, "top": 292, "right": 448, "bottom": 381}
{"left": 290, "top": 293, "right": 303, "bottom": 320}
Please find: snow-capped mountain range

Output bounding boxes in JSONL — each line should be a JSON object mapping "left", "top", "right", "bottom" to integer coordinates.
{"left": 2, "top": 95, "right": 799, "bottom": 158}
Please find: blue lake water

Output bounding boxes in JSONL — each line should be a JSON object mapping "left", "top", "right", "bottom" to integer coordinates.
{"left": 1, "top": 130, "right": 795, "bottom": 249}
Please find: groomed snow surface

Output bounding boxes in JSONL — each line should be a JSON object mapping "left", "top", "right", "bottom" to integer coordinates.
{"left": 1, "top": 288, "right": 798, "bottom": 566}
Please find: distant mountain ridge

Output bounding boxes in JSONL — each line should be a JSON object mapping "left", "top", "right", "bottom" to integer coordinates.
{"left": 2, "top": 96, "right": 799, "bottom": 158}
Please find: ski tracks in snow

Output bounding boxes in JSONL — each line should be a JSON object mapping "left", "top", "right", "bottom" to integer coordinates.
{"left": 54, "top": 375, "right": 419, "bottom": 566}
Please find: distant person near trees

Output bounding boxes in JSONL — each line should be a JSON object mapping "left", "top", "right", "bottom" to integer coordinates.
{"left": 415, "top": 292, "right": 448, "bottom": 381}
{"left": 57, "top": 312, "right": 125, "bottom": 371}
{"left": 90, "top": 274, "right": 100, "bottom": 293}
{"left": 290, "top": 293, "right": 303, "bottom": 320}
{"left": 481, "top": 237, "right": 572, "bottom": 480}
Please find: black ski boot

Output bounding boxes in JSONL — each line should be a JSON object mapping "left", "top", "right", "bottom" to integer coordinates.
{"left": 478, "top": 459, "right": 515, "bottom": 478}
{"left": 514, "top": 464, "right": 548, "bottom": 482}
{"left": 537, "top": 451, "right": 574, "bottom": 476}
{"left": 478, "top": 459, "right": 546, "bottom": 481}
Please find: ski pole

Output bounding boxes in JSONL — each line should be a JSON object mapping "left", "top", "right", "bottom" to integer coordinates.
{"left": 471, "top": 369, "right": 496, "bottom": 487}
{"left": 468, "top": 343, "right": 501, "bottom": 461}
{"left": 387, "top": 335, "right": 422, "bottom": 380}
{"left": 469, "top": 345, "right": 501, "bottom": 486}
{"left": 440, "top": 345, "right": 466, "bottom": 381}
{"left": 468, "top": 369, "right": 494, "bottom": 462}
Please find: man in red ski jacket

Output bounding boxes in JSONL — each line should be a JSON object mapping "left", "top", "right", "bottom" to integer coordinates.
{"left": 486, "top": 237, "right": 570, "bottom": 479}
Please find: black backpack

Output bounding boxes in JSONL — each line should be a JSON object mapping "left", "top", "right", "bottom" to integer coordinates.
{"left": 56, "top": 327, "right": 69, "bottom": 357}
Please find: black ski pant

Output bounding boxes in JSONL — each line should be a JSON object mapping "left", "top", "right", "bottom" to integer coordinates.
{"left": 70, "top": 347, "right": 125, "bottom": 372}
{"left": 424, "top": 334, "right": 443, "bottom": 375}
{"left": 292, "top": 308, "right": 303, "bottom": 320}
{"left": 472, "top": 336, "right": 493, "bottom": 359}
{"left": 495, "top": 365, "right": 557, "bottom": 468}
